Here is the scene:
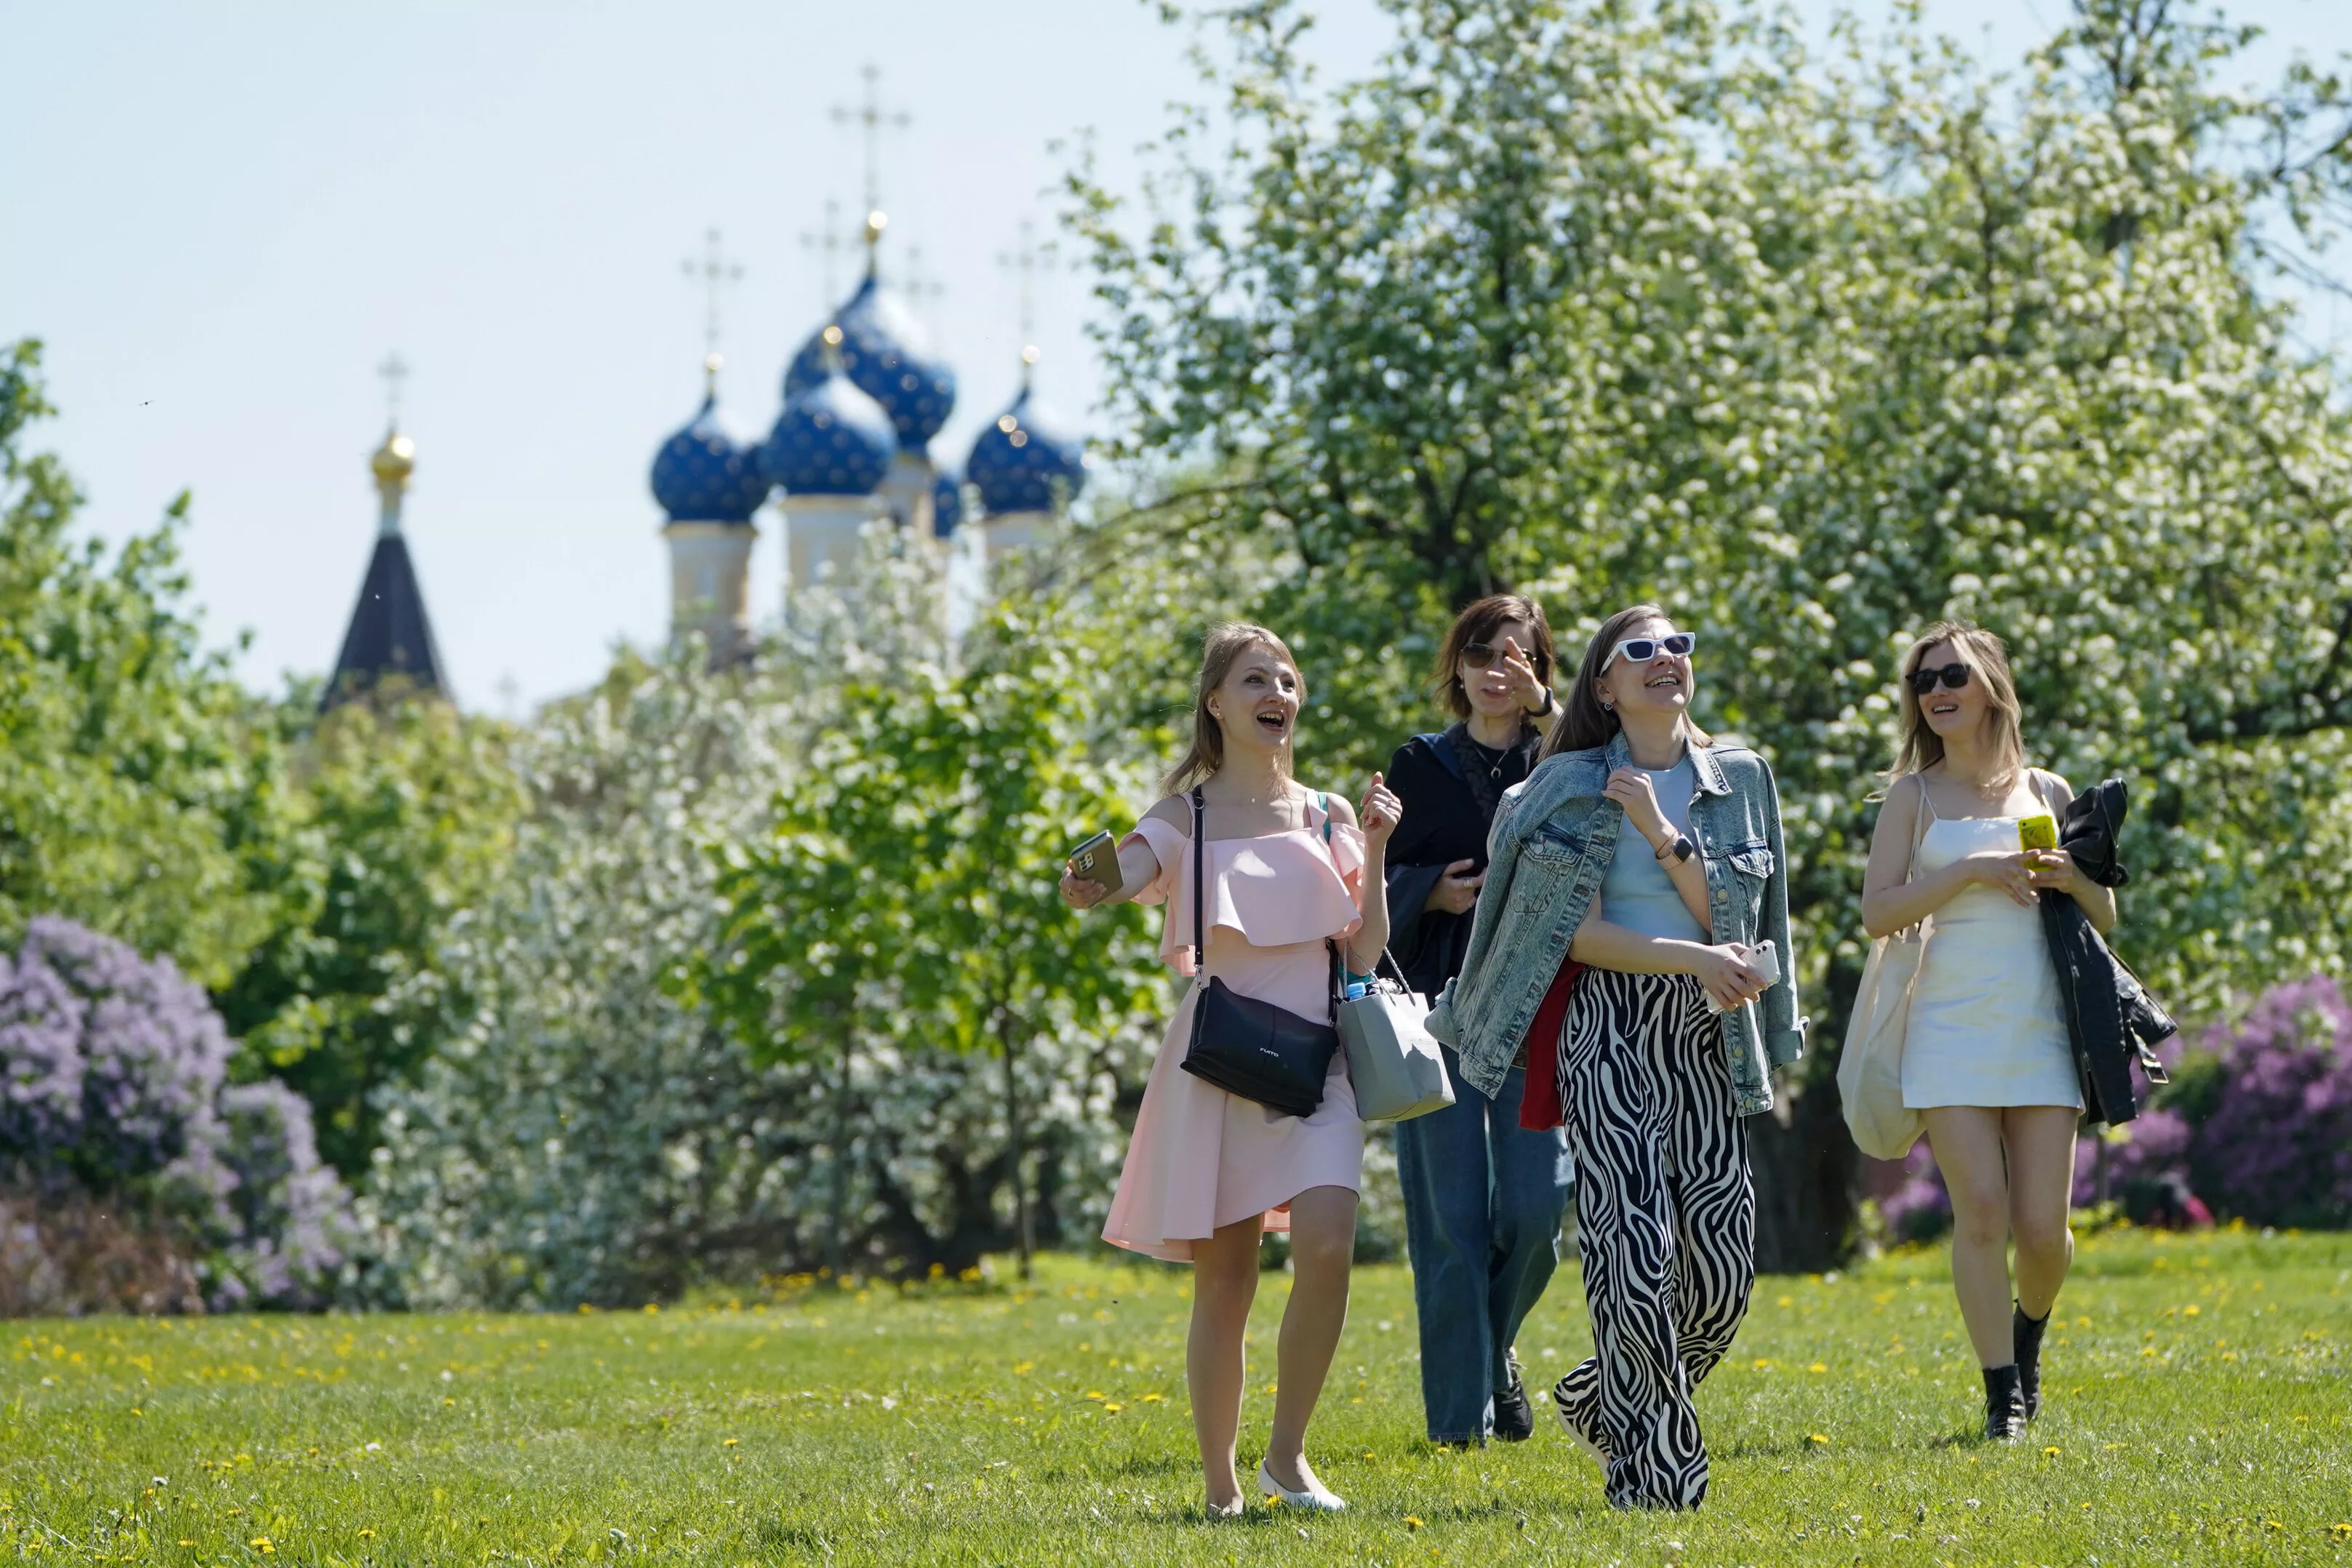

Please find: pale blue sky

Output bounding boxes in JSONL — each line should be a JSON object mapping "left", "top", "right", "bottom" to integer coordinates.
{"left": 5, "top": 1, "right": 2346, "bottom": 710}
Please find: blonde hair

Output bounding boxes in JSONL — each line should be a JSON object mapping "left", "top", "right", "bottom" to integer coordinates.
{"left": 1539, "top": 602, "right": 1712, "bottom": 761}
{"left": 1161, "top": 623, "right": 1303, "bottom": 796}
{"left": 1889, "top": 620, "right": 2025, "bottom": 789}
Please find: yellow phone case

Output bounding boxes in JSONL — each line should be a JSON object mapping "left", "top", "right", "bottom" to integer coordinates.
{"left": 2017, "top": 814, "right": 2059, "bottom": 852}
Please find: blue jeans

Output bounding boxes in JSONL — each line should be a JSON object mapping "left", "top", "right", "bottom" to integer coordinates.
{"left": 1395, "top": 1046, "right": 1575, "bottom": 1443}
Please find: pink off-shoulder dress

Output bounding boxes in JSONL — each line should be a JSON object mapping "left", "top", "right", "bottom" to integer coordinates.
{"left": 1100, "top": 796, "right": 1369, "bottom": 1263}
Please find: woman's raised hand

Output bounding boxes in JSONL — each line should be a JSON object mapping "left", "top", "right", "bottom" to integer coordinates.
{"left": 1602, "top": 767, "right": 1672, "bottom": 847}
{"left": 1358, "top": 772, "right": 1403, "bottom": 847}
{"left": 1690, "top": 944, "right": 1770, "bottom": 1012}
{"left": 1060, "top": 865, "right": 1108, "bottom": 910}
{"left": 1495, "top": 636, "right": 1548, "bottom": 714}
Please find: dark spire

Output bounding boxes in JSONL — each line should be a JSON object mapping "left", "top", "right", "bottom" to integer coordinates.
{"left": 322, "top": 406, "right": 448, "bottom": 711}
{"left": 321, "top": 532, "right": 446, "bottom": 711}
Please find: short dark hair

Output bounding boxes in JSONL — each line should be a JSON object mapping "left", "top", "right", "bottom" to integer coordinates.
{"left": 1430, "top": 594, "right": 1557, "bottom": 719}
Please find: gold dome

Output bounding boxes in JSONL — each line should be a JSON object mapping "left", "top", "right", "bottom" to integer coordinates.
{"left": 370, "top": 427, "right": 416, "bottom": 488}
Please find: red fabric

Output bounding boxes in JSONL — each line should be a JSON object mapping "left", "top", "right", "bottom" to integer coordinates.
{"left": 1516, "top": 955, "right": 1585, "bottom": 1131}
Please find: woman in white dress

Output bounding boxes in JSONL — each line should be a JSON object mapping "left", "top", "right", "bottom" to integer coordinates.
{"left": 1860, "top": 623, "right": 2117, "bottom": 1440}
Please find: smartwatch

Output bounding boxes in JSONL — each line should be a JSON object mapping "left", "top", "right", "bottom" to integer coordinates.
{"left": 1653, "top": 833, "right": 1695, "bottom": 864}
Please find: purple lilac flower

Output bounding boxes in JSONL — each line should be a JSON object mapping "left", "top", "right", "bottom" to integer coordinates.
{"left": 0, "top": 951, "right": 88, "bottom": 1164}
{"left": 6, "top": 917, "right": 360, "bottom": 1311}
{"left": 2190, "top": 975, "right": 2352, "bottom": 1228}
{"left": 19, "top": 916, "right": 233, "bottom": 1184}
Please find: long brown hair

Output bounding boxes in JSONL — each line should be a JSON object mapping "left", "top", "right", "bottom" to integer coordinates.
{"left": 1539, "top": 602, "right": 1713, "bottom": 761}
{"left": 1888, "top": 620, "right": 2025, "bottom": 789}
{"left": 1429, "top": 593, "right": 1557, "bottom": 719}
{"left": 1161, "top": 623, "right": 1303, "bottom": 796}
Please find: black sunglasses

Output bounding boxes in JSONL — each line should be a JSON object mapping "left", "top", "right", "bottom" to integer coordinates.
{"left": 1462, "top": 641, "right": 1544, "bottom": 673}
{"left": 1906, "top": 663, "right": 1972, "bottom": 695}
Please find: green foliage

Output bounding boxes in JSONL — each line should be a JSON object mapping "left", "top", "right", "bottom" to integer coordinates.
{"left": 0, "top": 340, "right": 285, "bottom": 988}
{"left": 1071, "top": 0, "right": 2352, "bottom": 1260}
{"left": 6, "top": 1233, "right": 2348, "bottom": 1564}
{"left": 687, "top": 581, "right": 1177, "bottom": 1276}
{"left": 217, "top": 697, "right": 522, "bottom": 1176}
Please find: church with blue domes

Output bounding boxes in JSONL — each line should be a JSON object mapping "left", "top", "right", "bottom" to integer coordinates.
{"left": 647, "top": 207, "right": 1087, "bottom": 663}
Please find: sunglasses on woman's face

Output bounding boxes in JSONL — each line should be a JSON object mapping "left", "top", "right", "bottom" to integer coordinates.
{"left": 1906, "top": 663, "right": 1972, "bottom": 695}
{"left": 1461, "top": 641, "right": 1542, "bottom": 673}
{"left": 1598, "top": 631, "right": 1695, "bottom": 673}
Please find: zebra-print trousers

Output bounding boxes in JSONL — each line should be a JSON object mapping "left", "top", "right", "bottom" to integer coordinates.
{"left": 1550, "top": 968, "right": 1754, "bottom": 1510}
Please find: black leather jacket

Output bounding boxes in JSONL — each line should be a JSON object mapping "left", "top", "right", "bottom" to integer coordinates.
{"left": 2039, "top": 777, "right": 2177, "bottom": 1126}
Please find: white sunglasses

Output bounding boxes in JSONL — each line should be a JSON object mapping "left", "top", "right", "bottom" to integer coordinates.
{"left": 1599, "top": 631, "right": 1696, "bottom": 673}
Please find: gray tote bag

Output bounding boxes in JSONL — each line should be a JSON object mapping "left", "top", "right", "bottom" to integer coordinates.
{"left": 1337, "top": 951, "right": 1455, "bottom": 1123}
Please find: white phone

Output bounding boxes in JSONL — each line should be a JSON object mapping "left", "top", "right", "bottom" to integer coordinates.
{"left": 1711, "top": 939, "right": 1780, "bottom": 1013}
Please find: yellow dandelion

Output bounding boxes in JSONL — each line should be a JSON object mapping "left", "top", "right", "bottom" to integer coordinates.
{"left": 177, "top": 1542, "right": 195, "bottom": 1548}
{"left": 1104, "top": 1402, "right": 1124, "bottom": 1414}
{"left": 1263, "top": 1381, "right": 1279, "bottom": 1393}
{"left": 1404, "top": 1516, "right": 1424, "bottom": 1530}
{"left": 359, "top": 1529, "right": 376, "bottom": 1539}
{"left": 2042, "top": 1446, "right": 2061, "bottom": 1457}
{"left": 1807, "top": 1361, "right": 1828, "bottom": 1374}
{"left": 723, "top": 1438, "right": 740, "bottom": 1447}
{"left": 249, "top": 1537, "right": 276, "bottom": 1555}
{"left": 1806, "top": 1433, "right": 1829, "bottom": 1447}
{"left": 1141, "top": 1392, "right": 1164, "bottom": 1403}
{"left": 643, "top": 1303, "right": 660, "bottom": 1315}
{"left": 1364, "top": 1450, "right": 1376, "bottom": 1460}
{"left": 2330, "top": 1523, "right": 2352, "bottom": 1542}
{"left": 1083, "top": 1390, "right": 1105, "bottom": 1401}
{"left": 443, "top": 1396, "right": 457, "bottom": 1406}
{"left": 1012, "top": 1361, "right": 1034, "bottom": 1376}
{"left": 1751, "top": 1358, "right": 1772, "bottom": 1370}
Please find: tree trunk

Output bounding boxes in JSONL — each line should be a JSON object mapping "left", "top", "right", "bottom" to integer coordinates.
{"left": 996, "top": 1008, "right": 1034, "bottom": 1281}
{"left": 825, "top": 1035, "right": 853, "bottom": 1282}
{"left": 1749, "top": 1068, "right": 1861, "bottom": 1273}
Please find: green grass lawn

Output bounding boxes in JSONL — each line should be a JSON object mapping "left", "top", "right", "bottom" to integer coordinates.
{"left": 4, "top": 1228, "right": 2347, "bottom": 1566}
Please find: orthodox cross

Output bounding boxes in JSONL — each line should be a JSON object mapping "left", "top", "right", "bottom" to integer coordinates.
{"left": 800, "top": 199, "right": 850, "bottom": 307}
{"left": 996, "top": 220, "right": 1060, "bottom": 351}
{"left": 900, "top": 243, "right": 948, "bottom": 308}
{"left": 680, "top": 227, "right": 744, "bottom": 361}
{"left": 377, "top": 352, "right": 409, "bottom": 426}
{"left": 831, "top": 63, "right": 910, "bottom": 223}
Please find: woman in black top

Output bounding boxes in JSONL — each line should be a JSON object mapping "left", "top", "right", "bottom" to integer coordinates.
{"left": 1384, "top": 593, "right": 1572, "bottom": 1446}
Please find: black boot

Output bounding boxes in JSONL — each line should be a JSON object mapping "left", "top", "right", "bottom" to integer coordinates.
{"left": 2012, "top": 1303, "right": 2050, "bottom": 1423}
{"left": 1492, "top": 1364, "right": 1535, "bottom": 1443}
{"left": 1982, "top": 1364, "right": 2025, "bottom": 1441}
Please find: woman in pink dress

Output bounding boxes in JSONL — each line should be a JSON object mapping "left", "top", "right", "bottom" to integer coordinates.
{"left": 1061, "top": 622, "right": 1401, "bottom": 1518}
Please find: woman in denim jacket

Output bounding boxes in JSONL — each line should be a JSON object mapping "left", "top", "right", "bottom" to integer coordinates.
{"left": 1427, "top": 603, "right": 1805, "bottom": 1511}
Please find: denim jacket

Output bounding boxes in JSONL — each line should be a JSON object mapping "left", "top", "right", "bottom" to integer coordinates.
{"left": 1425, "top": 732, "right": 1807, "bottom": 1116}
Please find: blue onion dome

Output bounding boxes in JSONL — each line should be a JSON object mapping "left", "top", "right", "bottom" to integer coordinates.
{"left": 760, "top": 327, "right": 898, "bottom": 497}
{"left": 931, "top": 457, "right": 966, "bottom": 538}
{"left": 967, "top": 352, "right": 1087, "bottom": 515}
{"left": 649, "top": 359, "right": 770, "bottom": 524}
{"left": 784, "top": 223, "right": 956, "bottom": 447}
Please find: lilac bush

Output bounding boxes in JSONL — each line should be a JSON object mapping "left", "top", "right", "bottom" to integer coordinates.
{"left": 2185, "top": 976, "right": 2352, "bottom": 1228}
{"left": 0, "top": 948, "right": 86, "bottom": 1161}
{"left": 0, "top": 917, "right": 357, "bottom": 1311}
{"left": 1879, "top": 1141, "right": 1952, "bottom": 1244}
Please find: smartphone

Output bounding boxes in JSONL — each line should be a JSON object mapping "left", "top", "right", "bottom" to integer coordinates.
{"left": 1067, "top": 831, "right": 1124, "bottom": 897}
{"left": 1711, "top": 939, "right": 1780, "bottom": 1013}
{"left": 2018, "top": 814, "right": 2059, "bottom": 852}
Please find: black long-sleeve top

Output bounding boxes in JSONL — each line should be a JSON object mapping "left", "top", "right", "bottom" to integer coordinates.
{"left": 1383, "top": 723, "right": 1540, "bottom": 1001}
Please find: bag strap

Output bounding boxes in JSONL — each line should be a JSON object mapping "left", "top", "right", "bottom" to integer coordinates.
{"left": 1190, "top": 786, "right": 1207, "bottom": 975}
{"left": 1885, "top": 777, "right": 1937, "bottom": 940}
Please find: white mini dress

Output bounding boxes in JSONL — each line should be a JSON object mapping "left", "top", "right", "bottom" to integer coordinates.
{"left": 1900, "top": 813, "right": 2083, "bottom": 1111}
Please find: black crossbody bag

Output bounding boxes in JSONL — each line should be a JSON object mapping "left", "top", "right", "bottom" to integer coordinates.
{"left": 1178, "top": 787, "right": 1340, "bottom": 1118}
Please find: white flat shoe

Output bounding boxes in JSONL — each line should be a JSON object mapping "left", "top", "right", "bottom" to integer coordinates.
{"left": 1257, "top": 1460, "right": 1346, "bottom": 1513}
{"left": 1204, "top": 1497, "right": 1246, "bottom": 1520}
